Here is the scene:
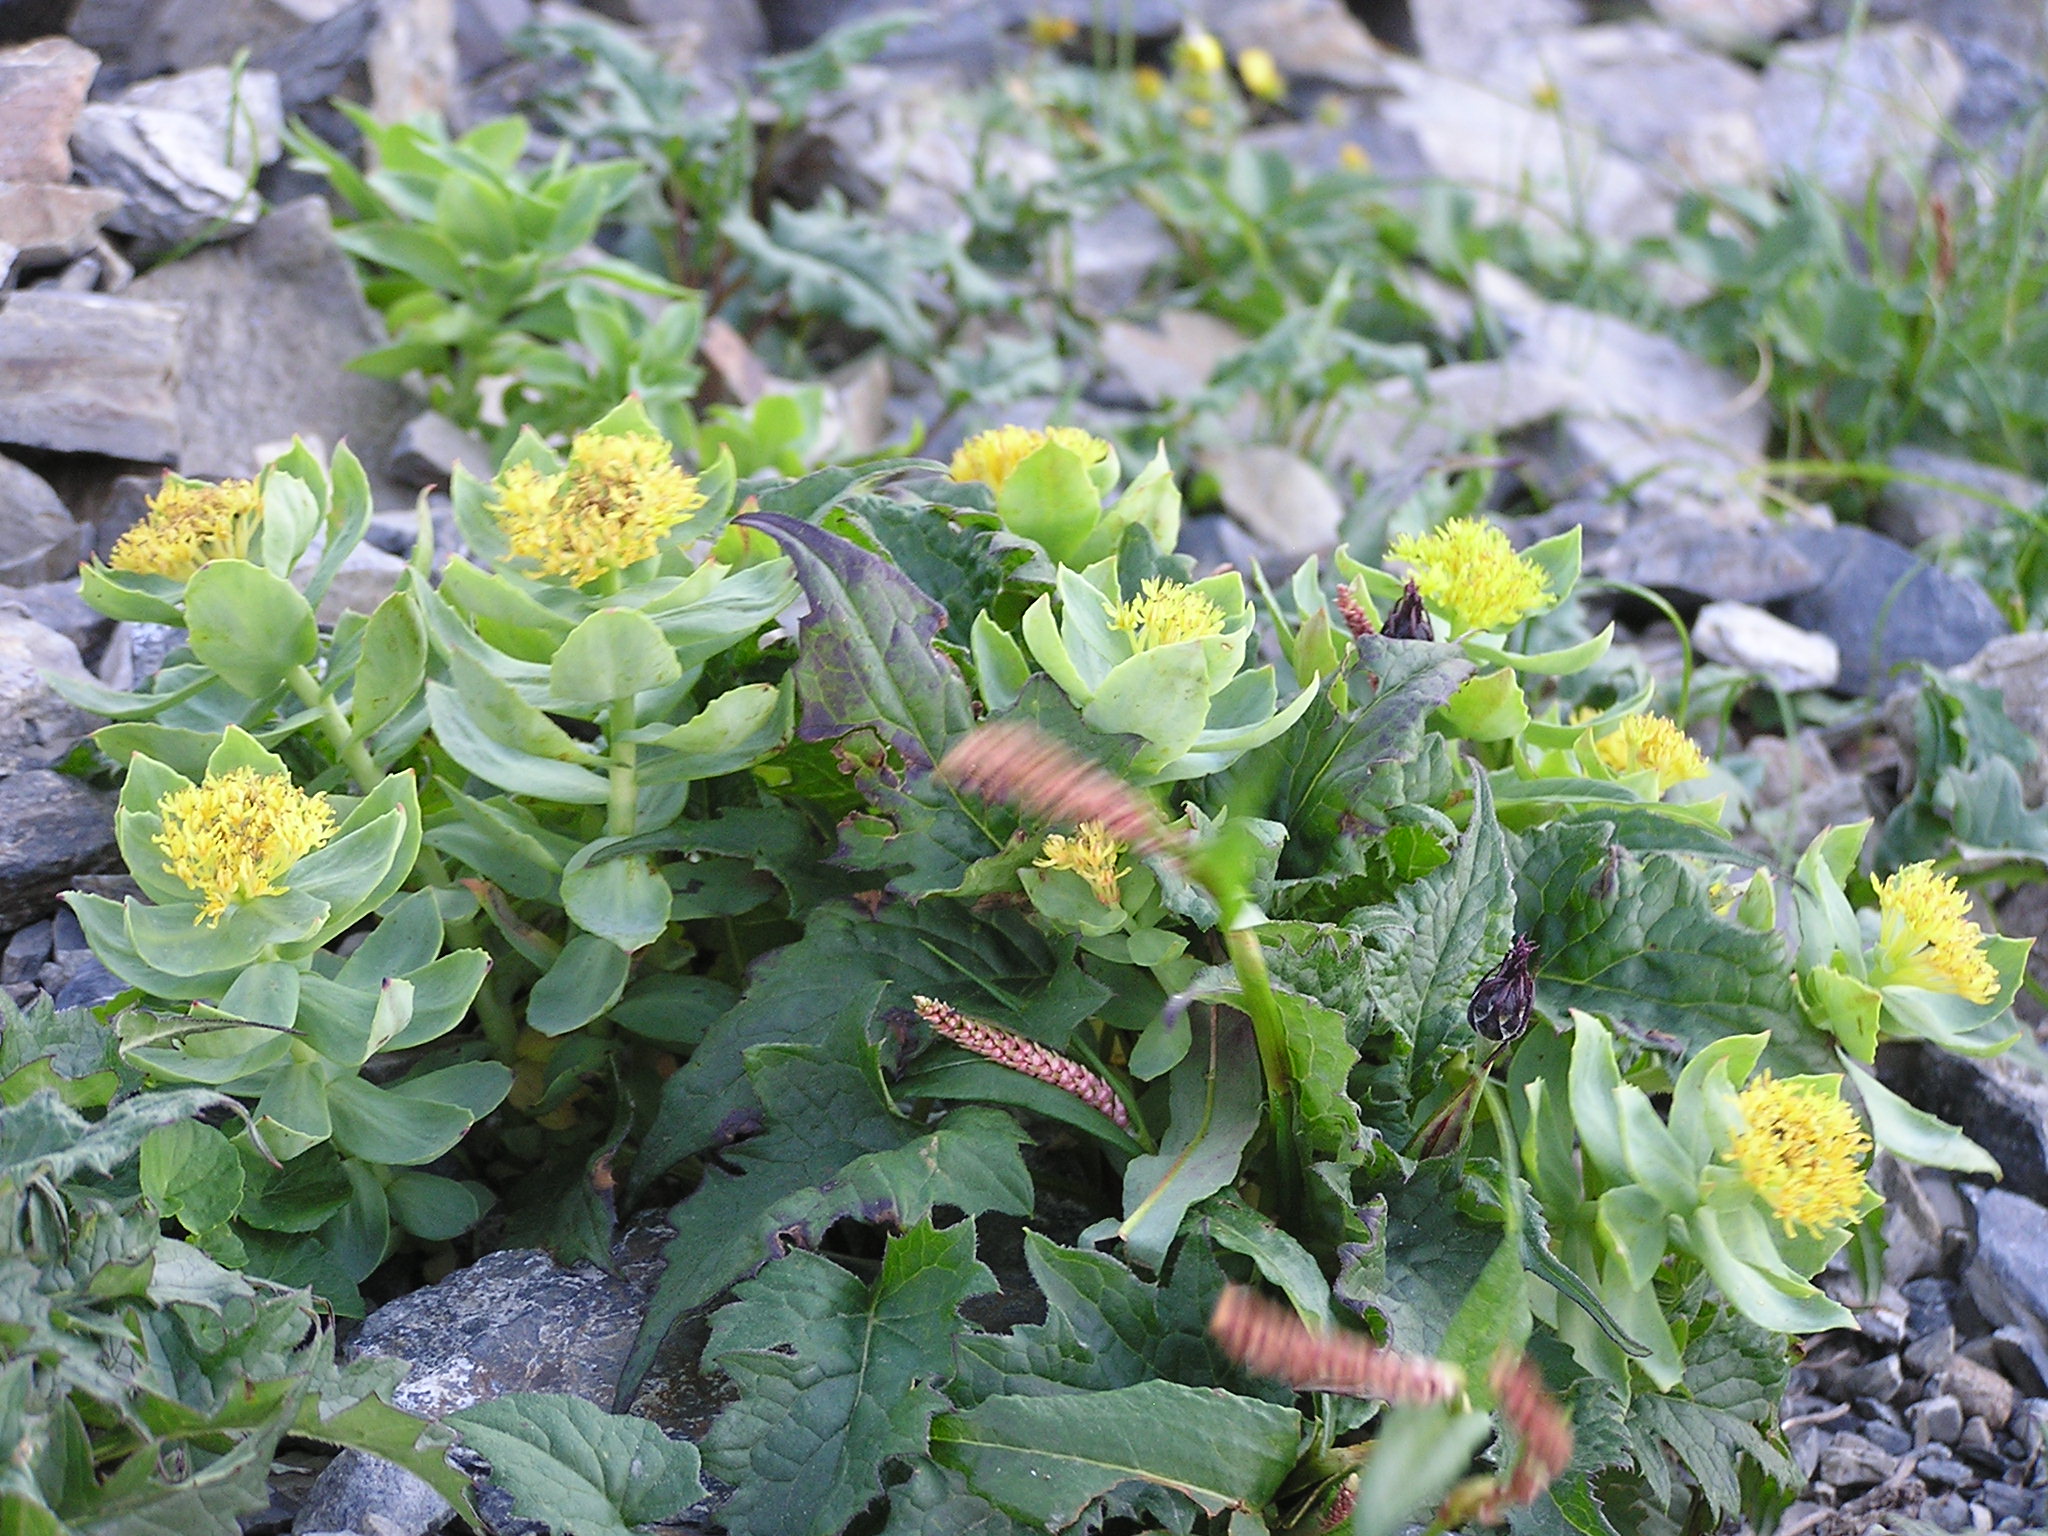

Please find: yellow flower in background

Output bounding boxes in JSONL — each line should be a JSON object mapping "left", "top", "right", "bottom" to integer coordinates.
{"left": 108, "top": 476, "right": 263, "bottom": 580}
{"left": 1110, "top": 578, "right": 1226, "bottom": 651}
{"left": 1339, "top": 142, "right": 1373, "bottom": 173}
{"left": 1173, "top": 26, "right": 1225, "bottom": 78}
{"left": 1529, "top": 80, "right": 1562, "bottom": 110}
{"left": 948, "top": 425, "right": 1111, "bottom": 494}
{"left": 491, "top": 430, "right": 703, "bottom": 587}
{"left": 1237, "top": 47, "right": 1285, "bottom": 102}
{"left": 1026, "top": 11, "right": 1078, "bottom": 45}
{"left": 1385, "top": 517, "right": 1552, "bottom": 634}
{"left": 1132, "top": 64, "right": 1166, "bottom": 101}
{"left": 1873, "top": 861, "right": 2000, "bottom": 1004}
{"left": 1724, "top": 1073, "right": 1872, "bottom": 1236}
{"left": 1036, "top": 819, "right": 1129, "bottom": 905}
{"left": 1592, "top": 713, "right": 1709, "bottom": 793}
{"left": 154, "top": 766, "right": 336, "bottom": 925}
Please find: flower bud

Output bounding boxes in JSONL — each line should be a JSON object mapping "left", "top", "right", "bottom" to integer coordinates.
{"left": 1467, "top": 934, "right": 1537, "bottom": 1043}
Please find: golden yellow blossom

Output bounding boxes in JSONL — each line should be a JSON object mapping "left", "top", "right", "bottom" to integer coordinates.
{"left": 153, "top": 766, "right": 336, "bottom": 925}
{"left": 109, "top": 477, "right": 263, "bottom": 581}
{"left": 1036, "top": 819, "right": 1129, "bottom": 905}
{"left": 1724, "top": 1073, "right": 1872, "bottom": 1236}
{"left": 1385, "top": 517, "right": 1552, "bottom": 634}
{"left": 1529, "top": 80, "right": 1562, "bottom": 110}
{"left": 1174, "top": 27, "right": 1225, "bottom": 77}
{"left": 1110, "top": 578, "right": 1227, "bottom": 650}
{"left": 948, "top": 425, "right": 1111, "bottom": 495}
{"left": 1873, "top": 861, "right": 2000, "bottom": 1005}
{"left": 491, "top": 431, "right": 703, "bottom": 587}
{"left": 1339, "top": 142, "right": 1373, "bottom": 173}
{"left": 1237, "top": 47, "right": 1285, "bottom": 102}
{"left": 1026, "top": 11, "right": 1077, "bottom": 45}
{"left": 1592, "top": 713, "right": 1709, "bottom": 793}
{"left": 1133, "top": 65, "right": 1166, "bottom": 101}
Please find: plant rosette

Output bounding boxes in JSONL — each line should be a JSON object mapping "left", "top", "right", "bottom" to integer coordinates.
{"left": 979, "top": 554, "right": 1317, "bottom": 782}
{"left": 1019, "top": 818, "right": 1194, "bottom": 981}
{"left": 1523, "top": 1012, "right": 1877, "bottom": 1389}
{"left": 945, "top": 427, "right": 1181, "bottom": 569}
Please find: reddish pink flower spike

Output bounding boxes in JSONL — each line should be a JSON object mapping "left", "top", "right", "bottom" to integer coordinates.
{"left": 1208, "top": 1285, "right": 1463, "bottom": 1405}
{"left": 914, "top": 996, "right": 1130, "bottom": 1130}
{"left": 936, "top": 722, "right": 1176, "bottom": 860}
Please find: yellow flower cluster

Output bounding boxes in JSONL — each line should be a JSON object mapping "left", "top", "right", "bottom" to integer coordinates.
{"left": 1874, "top": 861, "right": 2000, "bottom": 1005}
{"left": 948, "top": 425, "right": 1111, "bottom": 495}
{"left": 108, "top": 476, "right": 263, "bottom": 581}
{"left": 1385, "top": 517, "right": 1553, "bottom": 634}
{"left": 154, "top": 766, "right": 336, "bottom": 925}
{"left": 492, "top": 431, "right": 703, "bottom": 587}
{"left": 1592, "top": 713, "right": 1709, "bottom": 793}
{"left": 1724, "top": 1073, "right": 1872, "bottom": 1236}
{"left": 1026, "top": 11, "right": 1077, "bottom": 45}
{"left": 1110, "top": 577, "right": 1226, "bottom": 650}
{"left": 1036, "top": 820, "right": 1130, "bottom": 906}
{"left": 1237, "top": 47, "right": 1285, "bottom": 102}
{"left": 1173, "top": 27, "right": 1225, "bottom": 77}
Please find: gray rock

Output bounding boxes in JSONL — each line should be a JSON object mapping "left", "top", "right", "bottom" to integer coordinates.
{"left": 0, "top": 183, "right": 125, "bottom": 270}
{"left": 1694, "top": 601, "right": 1840, "bottom": 691}
{"left": 1913, "top": 1393, "right": 1967, "bottom": 1447}
{"left": 1942, "top": 1354, "right": 2019, "bottom": 1431}
{"left": 365, "top": 0, "right": 457, "bottom": 126}
{"left": 0, "top": 611, "right": 92, "bottom": 772}
{"left": 1925, "top": 1490, "right": 1976, "bottom": 1531}
{"left": 0, "top": 456, "right": 87, "bottom": 590}
{"left": 1979, "top": 1480, "right": 2041, "bottom": 1525}
{"left": 1593, "top": 515, "right": 1821, "bottom": 604}
{"left": 290, "top": 1451, "right": 453, "bottom": 1536}
{"left": 1817, "top": 1431, "right": 1896, "bottom": 1489}
{"left": 1879, "top": 1047, "right": 2048, "bottom": 1208}
{"left": 129, "top": 197, "right": 420, "bottom": 506}
{"left": 1, "top": 581, "right": 112, "bottom": 666}
{"left": 1204, "top": 445, "right": 1346, "bottom": 561}
{"left": 452, "top": 0, "right": 533, "bottom": 79}
{"left": 1864, "top": 1419, "right": 1913, "bottom": 1455}
{"left": 1843, "top": 1352, "right": 1906, "bottom": 1403}
{"left": 143, "top": 0, "right": 354, "bottom": 74}
{"left": 0, "top": 773, "right": 118, "bottom": 933}
{"left": 1946, "top": 633, "right": 2048, "bottom": 802}
{"left": 1877, "top": 447, "right": 2043, "bottom": 548}
{"left": 387, "top": 410, "right": 493, "bottom": 491}
{"left": 1959, "top": 1413, "right": 2002, "bottom": 1465}
{"left": 1211, "top": 0, "right": 1389, "bottom": 93}
{"left": 1967, "top": 1188, "right": 2048, "bottom": 1358}
{"left": 1646, "top": 0, "right": 1813, "bottom": 48}
{"left": 1, "top": 920, "right": 50, "bottom": 986}
{"left": 52, "top": 954, "right": 125, "bottom": 1010}
{"left": 71, "top": 102, "right": 265, "bottom": 256}
{"left": 0, "top": 37, "right": 98, "bottom": 186}
{"left": 1060, "top": 200, "right": 1175, "bottom": 318}
{"left": 1777, "top": 524, "right": 2007, "bottom": 695}
{"left": 122, "top": 65, "right": 286, "bottom": 171}
{"left": 1410, "top": 0, "right": 1580, "bottom": 80}
{"left": 1907, "top": 1325, "right": 1959, "bottom": 1377}
{"left": 1097, "top": 311, "right": 1249, "bottom": 411}
{"left": 0, "top": 290, "right": 181, "bottom": 463}
{"left": 1917, "top": 1451, "right": 1976, "bottom": 1491}
{"left": 1322, "top": 358, "right": 1578, "bottom": 479}
{"left": 1755, "top": 24, "right": 1966, "bottom": 210}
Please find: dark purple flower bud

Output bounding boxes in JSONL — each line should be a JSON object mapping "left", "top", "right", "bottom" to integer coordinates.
{"left": 1468, "top": 934, "right": 1538, "bottom": 1042}
{"left": 1380, "top": 577, "right": 1434, "bottom": 641}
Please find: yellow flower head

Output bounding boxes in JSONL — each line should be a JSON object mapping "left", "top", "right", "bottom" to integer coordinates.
{"left": 1339, "top": 142, "right": 1373, "bottom": 173}
{"left": 949, "top": 425, "right": 1111, "bottom": 495}
{"left": 1110, "top": 577, "right": 1227, "bottom": 651}
{"left": 1174, "top": 27, "right": 1225, "bottom": 77}
{"left": 1036, "top": 820, "right": 1129, "bottom": 906}
{"left": 1026, "top": 11, "right": 1078, "bottom": 45}
{"left": 1237, "top": 47, "right": 1285, "bottom": 102}
{"left": 1723, "top": 1073, "right": 1872, "bottom": 1236}
{"left": 1133, "top": 64, "right": 1166, "bottom": 101}
{"left": 1873, "top": 862, "right": 2000, "bottom": 1005}
{"left": 1530, "top": 80, "right": 1562, "bottom": 110}
{"left": 1385, "top": 517, "right": 1552, "bottom": 634}
{"left": 153, "top": 766, "right": 336, "bottom": 925}
{"left": 1592, "top": 713, "right": 1709, "bottom": 793}
{"left": 491, "top": 430, "right": 704, "bottom": 587}
{"left": 108, "top": 477, "right": 263, "bottom": 581}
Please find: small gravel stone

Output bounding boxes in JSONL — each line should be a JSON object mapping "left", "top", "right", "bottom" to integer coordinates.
{"left": 1978, "top": 1481, "right": 2041, "bottom": 1524}
{"left": 1923, "top": 1491, "right": 1975, "bottom": 1532}
{"left": 1917, "top": 1449, "right": 1977, "bottom": 1488}
{"left": 1908, "top": 1324, "right": 1960, "bottom": 1376}
{"left": 1817, "top": 1433, "right": 1896, "bottom": 1490}
{"left": 1912, "top": 1394, "right": 1967, "bottom": 1447}
{"left": 1959, "top": 1415, "right": 2003, "bottom": 1467}
{"left": 1791, "top": 1426, "right": 1826, "bottom": 1479}
{"left": 1857, "top": 1395, "right": 1905, "bottom": 1428}
{"left": 1860, "top": 1293, "right": 1910, "bottom": 1349}
{"left": 1944, "top": 1356, "right": 2020, "bottom": 1429}
{"left": 1863, "top": 1419, "right": 1913, "bottom": 1456}
{"left": 1988, "top": 1328, "right": 2048, "bottom": 1397}
{"left": 1908, "top": 1277, "right": 1959, "bottom": 1336}
{"left": 0, "top": 919, "right": 49, "bottom": 985}
{"left": 1844, "top": 1353, "right": 1907, "bottom": 1404}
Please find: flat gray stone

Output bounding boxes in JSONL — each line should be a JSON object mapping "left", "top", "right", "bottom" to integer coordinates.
{"left": 1881, "top": 1046, "right": 2048, "bottom": 1208}
{"left": 144, "top": 0, "right": 353, "bottom": 74}
{"left": 1204, "top": 445, "right": 1346, "bottom": 561}
{"left": 1693, "top": 601, "right": 1839, "bottom": 691}
{"left": 0, "top": 610, "right": 92, "bottom": 771}
{"left": 0, "top": 773, "right": 118, "bottom": 933}
{"left": 2, "top": 580, "right": 113, "bottom": 665}
{"left": 129, "top": 197, "right": 419, "bottom": 505}
{"left": 0, "top": 455, "right": 87, "bottom": 590}
{"left": 1878, "top": 446, "right": 2043, "bottom": 548}
{"left": 0, "top": 290, "right": 182, "bottom": 463}
{"left": 1647, "top": 0, "right": 1813, "bottom": 49}
{"left": 1947, "top": 632, "right": 2048, "bottom": 802}
{"left": 1592, "top": 515, "right": 1821, "bottom": 604}
{"left": 0, "top": 37, "right": 98, "bottom": 185}
{"left": 71, "top": 101, "right": 264, "bottom": 256}
{"left": 0, "top": 183, "right": 125, "bottom": 269}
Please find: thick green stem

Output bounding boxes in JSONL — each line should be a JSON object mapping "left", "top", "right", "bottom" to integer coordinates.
{"left": 1224, "top": 924, "right": 1302, "bottom": 1214}
{"left": 607, "top": 694, "right": 639, "bottom": 839}
{"left": 287, "top": 664, "right": 383, "bottom": 794}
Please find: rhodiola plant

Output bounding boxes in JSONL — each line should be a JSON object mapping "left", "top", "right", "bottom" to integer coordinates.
{"left": 56, "top": 404, "right": 2043, "bottom": 1534}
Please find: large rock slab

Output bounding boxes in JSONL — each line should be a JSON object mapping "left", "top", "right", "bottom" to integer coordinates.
{"left": 1877, "top": 447, "right": 2043, "bottom": 549}
{"left": 1321, "top": 358, "right": 1579, "bottom": 478}
{"left": 1647, "top": 0, "right": 1814, "bottom": 50}
{"left": 1879, "top": 1045, "right": 2048, "bottom": 1209}
{"left": 0, "top": 611, "right": 92, "bottom": 773}
{"left": 71, "top": 103, "right": 264, "bottom": 256}
{"left": 1778, "top": 524, "right": 2007, "bottom": 695}
{"left": 1409, "top": 0, "right": 1581, "bottom": 80}
{"left": 1204, "top": 445, "right": 1347, "bottom": 561}
{"left": 143, "top": 0, "right": 353, "bottom": 74}
{"left": 0, "top": 37, "right": 98, "bottom": 185}
{"left": 0, "top": 183, "right": 124, "bottom": 269}
{"left": 129, "top": 197, "right": 419, "bottom": 504}
{"left": 1590, "top": 515, "right": 1823, "bottom": 605}
{"left": 0, "top": 771, "right": 118, "bottom": 933}
{"left": 0, "top": 290, "right": 182, "bottom": 463}
{"left": 1756, "top": 24, "right": 1966, "bottom": 209}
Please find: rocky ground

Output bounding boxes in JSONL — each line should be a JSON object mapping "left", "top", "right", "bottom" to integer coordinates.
{"left": 4, "top": 0, "right": 2048, "bottom": 1531}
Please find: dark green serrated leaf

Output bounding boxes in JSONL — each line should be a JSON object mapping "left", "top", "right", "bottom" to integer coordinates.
{"left": 450, "top": 1392, "right": 703, "bottom": 1536}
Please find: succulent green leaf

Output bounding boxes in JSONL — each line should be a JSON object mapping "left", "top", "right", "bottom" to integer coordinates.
{"left": 184, "top": 560, "right": 318, "bottom": 697}
{"left": 550, "top": 607, "right": 684, "bottom": 705}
